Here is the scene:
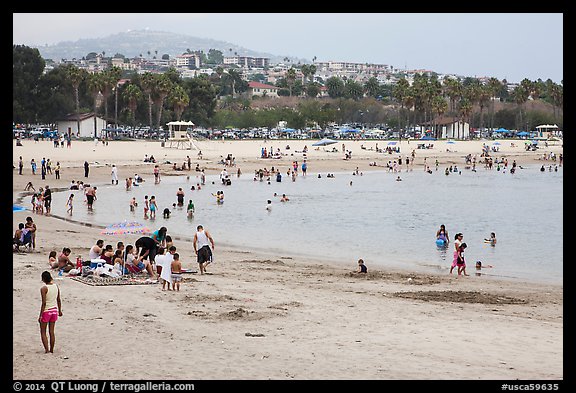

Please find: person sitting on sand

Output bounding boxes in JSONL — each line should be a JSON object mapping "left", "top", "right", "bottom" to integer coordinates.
{"left": 48, "top": 250, "right": 57, "bottom": 267}
{"left": 55, "top": 247, "right": 75, "bottom": 272}
{"left": 123, "top": 244, "right": 155, "bottom": 277}
{"left": 99, "top": 244, "right": 115, "bottom": 265}
{"left": 356, "top": 258, "right": 367, "bottom": 274}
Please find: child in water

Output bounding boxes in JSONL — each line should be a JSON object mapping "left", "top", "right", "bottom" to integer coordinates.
{"left": 484, "top": 232, "right": 497, "bottom": 246}
{"left": 130, "top": 197, "right": 138, "bottom": 212}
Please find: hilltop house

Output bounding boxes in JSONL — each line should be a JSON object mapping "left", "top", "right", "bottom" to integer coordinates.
{"left": 247, "top": 81, "right": 279, "bottom": 98}
{"left": 57, "top": 113, "right": 106, "bottom": 139}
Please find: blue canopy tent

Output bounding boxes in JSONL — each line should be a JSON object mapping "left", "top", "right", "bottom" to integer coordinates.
{"left": 282, "top": 128, "right": 297, "bottom": 133}
{"left": 419, "top": 135, "right": 436, "bottom": 140}
{"left": 342, "top": 128, "right": 360, "bottom": 133}
{"left": 493, "top": 128, "right": 509, "bottom": 133}
{"left": 516, "top": 131, "right": 531, "bottom": 137}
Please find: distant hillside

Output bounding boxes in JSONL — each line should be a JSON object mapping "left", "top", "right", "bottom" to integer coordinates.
{"left": 29, "top": 29, "right": 307, "bottom": 64}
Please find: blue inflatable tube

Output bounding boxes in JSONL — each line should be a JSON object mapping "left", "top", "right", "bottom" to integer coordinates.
{"left": 436, "top": 238, "right": 446, "bottom": 246}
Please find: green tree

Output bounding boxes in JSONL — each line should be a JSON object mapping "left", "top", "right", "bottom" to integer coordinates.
{"left": 169, "top": 85, "right": 190, "bottom": 121}
{"left": 153, "top": 74, "right": 173, "bottom": 131}
{"left": 140, "top": 72, "right": 156, "bottom": 130}
{"left": 13, "top": 45, "right": 45, "bottom": 123}
{"left": 64, "top": 64, "right": 87, "bottom": 135}
{"left": 344, "top": 79, "right": 364, "bottom": 100}
{"left": 86, "top": 72, "right": 104, "bottom": 138}
{"left": 123, "top": 83, "right": 143, "bottom": 129}
{"left": 487, "top": 77, "right": 502, "bottom": 131}
{"left": 325, "top": 76, "right": 345, "bottom": 98}
{"left": 286, "top": 68, "right": 297, "bottom": 97}
{"left": 364, "top": 77, "right": 380, "bottom": 98}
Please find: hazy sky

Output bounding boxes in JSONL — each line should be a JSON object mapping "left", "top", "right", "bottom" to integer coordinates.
{"left": 13, "top": 13, "right": 563, "bottom": 84}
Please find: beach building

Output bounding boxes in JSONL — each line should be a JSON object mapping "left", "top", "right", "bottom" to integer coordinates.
{"left": 57, "top": 113, "right": 106, "bottom": 139}
{"left": 535, "top": 124, "right": 561, "bottom": 138}
{"left": 427, "top": 116, "right": 470, "bottom": 139}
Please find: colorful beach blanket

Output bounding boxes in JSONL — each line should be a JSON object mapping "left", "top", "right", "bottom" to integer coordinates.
{"left": 70, "top": 274, "right": 158, "bottom": 286}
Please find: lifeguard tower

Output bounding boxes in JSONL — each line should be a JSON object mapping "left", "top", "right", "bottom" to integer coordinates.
{"left": 164, "top": 121, "right": 199, "bottom": 150}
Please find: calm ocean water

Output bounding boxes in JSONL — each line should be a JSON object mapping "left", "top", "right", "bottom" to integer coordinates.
{"left": 48, "top": 164, "right": 563, "bottom": 284}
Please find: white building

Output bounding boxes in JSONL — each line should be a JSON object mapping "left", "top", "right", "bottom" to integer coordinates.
{"left": 57, "top": 113, "right": 106, "bottom": 139}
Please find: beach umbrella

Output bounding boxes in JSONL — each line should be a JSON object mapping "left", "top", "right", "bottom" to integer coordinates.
{"left": 387, "top": 141, "right": 397, "bottom": 145}
{"left": 446, "top": 140, "right": 456, "bottom": 144}
{"left": 492, "top": 141, "right": 501, "bottom": 145}
{"left": 100, "top": 221, "right": 151, "bottom": 236}
{"left": 312, "top": 138, "right": 337, "bottom": 147}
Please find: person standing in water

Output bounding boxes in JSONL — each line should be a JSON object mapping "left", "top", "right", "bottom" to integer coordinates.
{"left": 436, "top": 224, "right": 449, "bottom": 245}
{"left": 176, "top": 188, "right": 185, "bottom": 206}
{"left": 484, "top": 232, "right": 497, "bottom": 246}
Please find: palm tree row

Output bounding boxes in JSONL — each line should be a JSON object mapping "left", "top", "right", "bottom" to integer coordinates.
{"left": 59, "top": 62, "right": 562, "bottom": 137}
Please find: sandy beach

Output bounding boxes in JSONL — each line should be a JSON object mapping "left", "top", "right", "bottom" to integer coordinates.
{"left": 12, "top": 138, "right": 563, "bottom": 380}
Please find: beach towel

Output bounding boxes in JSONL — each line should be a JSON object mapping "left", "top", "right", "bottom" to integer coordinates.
{"left": 156, "top": 254, "right": 173, "bottom": 285}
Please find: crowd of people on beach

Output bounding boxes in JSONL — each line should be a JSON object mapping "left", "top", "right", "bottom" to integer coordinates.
{"left": 14, "top": 137, "right": 564, "bottom": 357}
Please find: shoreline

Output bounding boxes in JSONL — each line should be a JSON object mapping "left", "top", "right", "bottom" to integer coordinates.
{"left": 12, "top": 138, "right": 563, "bottom": 380}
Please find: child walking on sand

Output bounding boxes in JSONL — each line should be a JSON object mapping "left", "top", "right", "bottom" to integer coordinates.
{"left": 456, "top": 243, "right": 469, "bottom": 276}
{"left": 171, "top": 253, "right": 183, "bottom": 291}
{"left": 66, "top": 194, "right": 74, "bottom": 214}
{"left": 39, "top": 271, "right": 62, "bottom": 353}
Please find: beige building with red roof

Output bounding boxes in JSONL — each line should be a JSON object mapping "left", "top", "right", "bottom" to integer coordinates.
{"left": 247, "top": 81, "right": 279, "bottom": 98}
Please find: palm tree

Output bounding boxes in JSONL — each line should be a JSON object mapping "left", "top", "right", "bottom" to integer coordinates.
{"left": 477, "top": 84, "right": 492, "bottom": 134}
{"left": 65, "top": 64, "right": 86, "bottom": 137}
{"left": 224, "top": 69, "right": 242, "bottom": 98}
{"left": 431, "top": 96, "right": 448, "bottom": 139}
{"left": 153, "top": 74, "right": 173, "bottom": 131}
{"left": 86, "top": 72, "right": 104, "bottom": 138}
{"left": 512, "top": 84, "right": 529, "bottom": 131}
{"left": 364, "top": 77, "right": 380, "bottom": 98}
{"left": 140, "top": 72, "right": 156, "bottom": 131}
{"left": 300, "top": 64, "right": 310, "bottom": 85}
{"left": 325, "top": 76, "right": 344, "bottom": 99}
{"left": 123, "top": 83, "right": 143, "bottom": 131}
{"left": 393, "top": 78, "right": 410, "bottom": 137}
{"left": 169, "top": 85, "right": 190, "bottom": 121}
{"left": 308, "top": 64, "right": 317, "bottom": 85}
{"left": 458, "top": 98, "right": 473, "bottom": 139}
{"left": 286, "top": 68, "right": 297, "bottom": 97}
{"left": 101, "top": 67, "right": 122, "bottom": 131}
{"left": 487, "top": 77, "right": 502, "bottom": 132}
